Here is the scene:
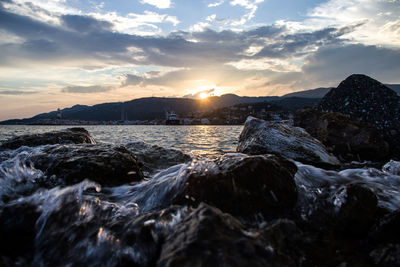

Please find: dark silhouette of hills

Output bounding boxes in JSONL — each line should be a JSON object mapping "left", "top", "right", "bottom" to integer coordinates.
{"left": 1, "top": 94, "right": 280, "bottom": 124}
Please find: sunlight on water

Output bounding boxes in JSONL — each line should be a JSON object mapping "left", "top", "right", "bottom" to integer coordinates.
{"left": 0, "top": 125, "right": 242, "bottom": 158}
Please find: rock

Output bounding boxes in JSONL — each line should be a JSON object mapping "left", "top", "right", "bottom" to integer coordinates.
{"left": 294, "top": 109, "right": 389, "bottom": 162}
{"left": 124, "top": 141, "right": 191, "bottom": 176}
{"left": 382, "top": 160, "right": 400, "bottom": 176}
{"left": 172, "top": 153, "right": 298, "bottom": 218}
{"left": 370, "top": 209, "right": 400, "bottom": 244}
{"left": 158, "top": 203, "right": 299, "bottom": 267}
{"left": 370, "top": 244, "right": 400, "bottom": 267}
{"left": 0, "top": 202, "right": 41, "bottom": 260}
{"left": 237, "top": 116, "right": 340, "bottom": 168}
{"left": 334, "top": 183, "right": 378, "bottom": 236}
{"left": 318, "top": 74, "right": 400, "bottom": 157}
{"left": 0, "top": 128, "right": 96, "bottom": 150}
{"left": 28, "top": 144, "right": 144, "bottom": 187}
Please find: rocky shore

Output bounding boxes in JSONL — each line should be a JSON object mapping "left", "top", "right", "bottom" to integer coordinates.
{"left": 1, "top": 74, "right": 400, "bottom": 266}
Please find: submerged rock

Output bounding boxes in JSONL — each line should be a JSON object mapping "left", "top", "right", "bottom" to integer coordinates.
{"left": 172, "top": 153, "right": 298, "bottom": 218}
{"left": 294, "top": 108, "right": 389, "bottom": 162}
{"left": 318, "top": 74, "right": 400, "bottom": 157}
{"left": 28, "top": 144, "right": 144, "bottom": 186}
{"left": 124, "top": 141, "right": 191, "bottom": 176}
{"left": 237, "top": 116, "right": 340, "bottom": 168}
{"left": 382, "top": 160, "right": 400, "bottom": 176}
{"left": 0, "top": 128, "right": 96, "bottom": 150}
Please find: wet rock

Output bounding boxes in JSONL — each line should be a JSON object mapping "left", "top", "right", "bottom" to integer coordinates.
{"left": 334, "top": 183, "right": 378, "bottom": 236}
{"left": 294, "top": 108, "right": 389, "bottom": 162}
{"left": 383, "top": 160, "right": 400, "bottom": 176}
{"left": 29, "top": 144, "right": 144, "bottom": 186}
{"left": 0, "top": 201, "right": 41, "bottom": 260}
{"left": 237, "top": 116, "right": 340, "bottom": 168}
{"left": 370, "top": 209, "right": 400, "bottom": 244}
{"left": 0, "top": 128, "right": 96, "bottom": 150}
{"left": 158, "top": 203, "right": 286, "bottom": 267}
{"left": 124, "top": 141, "right": 191, "bottom": 176}
{"left": 370, "top": 244, "right": 400, "bottom": 267}
{"left": 318, "top": 74, "right": 400, "bottom": 157}
{"left": 172, "top": 153, "right": 298, "bottom": 218}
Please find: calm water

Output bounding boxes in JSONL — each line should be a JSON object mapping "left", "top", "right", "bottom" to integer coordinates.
{"left": 0, "top": 125, "right": 243, "bottom": 158}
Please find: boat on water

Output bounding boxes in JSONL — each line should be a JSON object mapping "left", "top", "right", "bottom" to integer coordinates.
{"left": 165, "top": 111, "right": 181, "bottom": 125}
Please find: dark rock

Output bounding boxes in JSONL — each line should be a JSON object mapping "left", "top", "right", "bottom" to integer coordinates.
{"left": 318, "top": 74, "right": 400, "bottom": 157}
{"left": 0, "top": 202, "right": 41, "bottom": 260}
{"left": 370, "top": 209, "right": 400, "bottom": 244}
{"left": 294, "top": 108, "right": 389, "bottom": 162}
{"left": 370, "top": 244, "right": 400, "bottom": 267}
{"left": 334, "top": 183, "right": 378, "bottom": 236}
{"left": 124, "top": 141, "right": 191, "bottom": 176}
{"left": 29, "top": 144, "right": 144, "bottom": 186}
{"left": 172, "top": 153, "right": 298, "bottom": 218}
{"left": 237, "top": 116, "right": 340, "bottom": 168}
{"left": 158, "top": 203, "right": 302, "bottom": 267}
{"left": 0, "top": 128, "right": 96, "bottom": 150}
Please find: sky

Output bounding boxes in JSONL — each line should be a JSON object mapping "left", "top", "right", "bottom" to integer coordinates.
{"left": 0, "top": 0, "right": 399, "bottom": 120}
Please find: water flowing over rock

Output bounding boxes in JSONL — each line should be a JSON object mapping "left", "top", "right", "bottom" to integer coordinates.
{"left": 237, "top": 116, "right": 340, "bottom": 168}
{"left": 124, "top": 141, "right": 191, "bottom": 176}
{"left": 27, "top": 144, "right": 144, "bottom": 186}
{"left": 382, "top": 160, "right": 400, "bottom": 176}
{"left": 0, "top": 128, "right": 96, "bottom": 150}
{"left": 294, "top": 108, "right": 389, "bottom": 162}
{"left": 172, "top": 153, "right": 298, "bottom": 218}
{"left": 318, "top": 74, "right": 400, "bottom": 157}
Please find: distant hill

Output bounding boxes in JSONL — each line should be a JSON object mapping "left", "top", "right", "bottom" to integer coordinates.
{"left": 282, "top": 84, "right": 400, "bottom": 98}
{"left": 1, "top": 94, "right": 279, "bottom": 124}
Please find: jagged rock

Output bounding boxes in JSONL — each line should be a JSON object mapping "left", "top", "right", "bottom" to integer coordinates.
{"left": 334, "top": 183, "right": 378, "bottom": 236}
{"left": 382, "top": 160, "right": 400, "bottom": 176}
{"left": 237, "top": 116, "right": 340, "bottom": 168}
{"left": 294, "top": 108, "right": 389, "bottom": 162}
{"left": 28, "top": 144, "right": 144, "bottom": 186}
{"left": 158, "top": 203, "right": 302, "bottom": 267}
{"left": 0, "top": 128, "right": 96, "bottom": 150}
{"left": 124, "top": 141, "right": 191, "bottom": 176}
{"left": 318, "top": 74, "right": 400, "bottom": 157}
{"left": 172, "top": 153, "right": 298, "bottom": 218}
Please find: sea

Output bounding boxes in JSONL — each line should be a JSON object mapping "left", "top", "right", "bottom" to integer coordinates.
{"left": 0, "top": 125, "right": 243, "bottom": 158}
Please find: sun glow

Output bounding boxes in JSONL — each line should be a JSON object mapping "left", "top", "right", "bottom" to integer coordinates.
{"left": 199, "top": 92, "right": 208, "bottom": 99}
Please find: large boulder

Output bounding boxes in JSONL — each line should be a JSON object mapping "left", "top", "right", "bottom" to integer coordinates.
{"left": 124, "top": 141, "right": 191, "bottom": 176}
{"left": 0, "top": 128, "right": 96, "bottom": 150}
{"left": 318, "top": 74, "right": 400, "bottom": 157}
{"left": 237, "top": 117, "right": 340, "bottom": 168}
{"left": 158, "top": 203, "right": 303, "bottom": 267}
{"left": 28, "top": 144, "right": 144, "bottom": 186}
{"left": 172, "top": 153, "right": 298, "bottom": 218}
{"left": 294, "top": 108, "right": 389, "bottom": 161}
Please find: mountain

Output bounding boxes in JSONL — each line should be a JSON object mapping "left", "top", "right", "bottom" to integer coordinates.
{"left": 282, "top": 87, "right": 333, "bottom": 98}
{"left": 1, "top": 94, "right": 279, "bottom": 124}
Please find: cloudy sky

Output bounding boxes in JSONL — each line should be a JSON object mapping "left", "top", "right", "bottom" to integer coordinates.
{"left": 0, "top": 0, "right": 399, "bottom": 120}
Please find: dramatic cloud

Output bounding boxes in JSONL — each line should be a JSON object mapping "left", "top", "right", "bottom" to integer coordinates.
{"left": 183, "top": 88, "right": 215, "bottom": 99}
{"left": 61, "top": 85, "right": 113, "bottom": 93}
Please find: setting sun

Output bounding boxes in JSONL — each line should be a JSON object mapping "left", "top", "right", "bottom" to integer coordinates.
{"left": 199, "top": 92, "right": 208, "bottom": 99}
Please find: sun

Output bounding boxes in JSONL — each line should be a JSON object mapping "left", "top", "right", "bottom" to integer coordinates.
{"left": 199, "top": 92, "right": 208, "bottom": 99}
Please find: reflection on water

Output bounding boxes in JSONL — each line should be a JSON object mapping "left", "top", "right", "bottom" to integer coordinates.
{"left": 0, "top": 125, "right": 243, "bottom": 158}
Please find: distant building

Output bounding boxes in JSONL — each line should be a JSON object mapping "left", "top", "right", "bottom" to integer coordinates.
{"left": 57, "top": 108, "right": 62, "bottom": 119}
